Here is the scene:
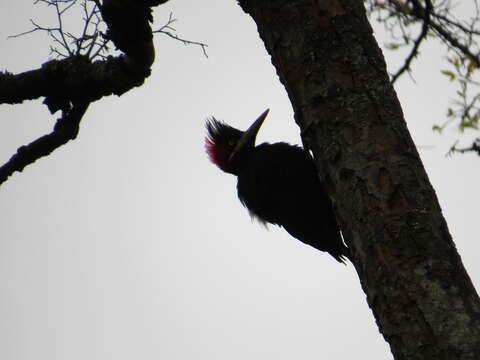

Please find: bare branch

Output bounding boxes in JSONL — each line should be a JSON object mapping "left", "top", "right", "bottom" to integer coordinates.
{"left": 448, "top": 138, "right": 480, "bottom": 156}
{"left": 391, "top": 0, "right": 432, "bottom": 83}
{"left": 431, "top": 21, "right": 480, "bottom": 67}
{"left": 9, "top": 0, "right": 110, "bottom": 60}
{"left": 154, "top": 12, "right": 208, "bottom": 58}
{"left": 1, "top": 0, "right": 170, "bottom": 185}
{"left": 53, "top": 0, "right": 74, "bottom": 55}
{"left": 0, "top": 101, "right": 90, "bottom": 186}
{"left": 367, "top": 0, "right": 480, "bottom": 155}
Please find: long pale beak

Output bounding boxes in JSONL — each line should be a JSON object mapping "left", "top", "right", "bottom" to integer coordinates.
{"left": 229, "top": 108, "right": 270, "bottom": 162}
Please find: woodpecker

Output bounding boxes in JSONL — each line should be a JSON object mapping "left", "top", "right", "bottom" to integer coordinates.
{"left": 205, "top": 109, "right": 351, "bottom": 263}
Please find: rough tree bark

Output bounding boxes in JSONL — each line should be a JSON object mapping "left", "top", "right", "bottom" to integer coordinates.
{"left": 238, "top": 0, "right": 480, "bottom": 359}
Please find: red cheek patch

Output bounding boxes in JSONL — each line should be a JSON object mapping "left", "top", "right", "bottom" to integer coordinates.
{"left": 205, "top": 137, "right": 223, "bottom": 167}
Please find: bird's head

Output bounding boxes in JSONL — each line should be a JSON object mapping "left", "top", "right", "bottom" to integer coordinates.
{"left": 205, "top": 109, "right": 269, "bottom": 175}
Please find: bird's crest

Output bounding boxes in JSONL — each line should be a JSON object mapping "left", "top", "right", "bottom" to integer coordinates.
{"left": 205, "top": 117, "right": 243, "bottom": 170}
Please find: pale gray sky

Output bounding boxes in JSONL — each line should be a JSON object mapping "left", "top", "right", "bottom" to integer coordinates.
{"left": 1, "top": 1, "right": 478, "bottom": 360}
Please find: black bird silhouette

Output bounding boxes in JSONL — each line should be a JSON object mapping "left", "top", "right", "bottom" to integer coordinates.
{"left": 205, "top": 109, "right": 351, "bottom": 263}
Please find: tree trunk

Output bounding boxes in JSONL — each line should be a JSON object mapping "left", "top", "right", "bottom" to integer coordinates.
{"left": 238, "top": 0, "right": 480, "bottom": 359}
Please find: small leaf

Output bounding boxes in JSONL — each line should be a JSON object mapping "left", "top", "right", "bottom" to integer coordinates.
{"left": 432, "top": 125, "right": 443, "bottom": 133}
{"left": 467, "top": 60, "right": 478, "bottom": 74}
{"left": 385, "top": 43, "right": 400, "bottom": 50}
{"left": 441, "top": 70, "right": 456, "bottom": 81}
{"left": 461, "top": 120, "right": 478, "bottom": 130}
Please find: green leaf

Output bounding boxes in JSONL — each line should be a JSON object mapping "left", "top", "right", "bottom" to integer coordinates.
{"left": 385, "top": 43, "right": 400, "bottom": 50}
{"left": 467, "top": 60, "right": 478, "bottom": 74}
{"left": 441, "top": 70, "right": 456, "bottom": 81}
{"left": 432, "top": 125, "right": 443, "bottom": 133}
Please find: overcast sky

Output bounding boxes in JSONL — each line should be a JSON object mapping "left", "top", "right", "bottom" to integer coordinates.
{"left": 1, "top": 1, "right": 479, "bottom": 360}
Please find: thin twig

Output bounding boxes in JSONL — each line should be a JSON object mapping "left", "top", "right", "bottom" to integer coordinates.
{"left": 448, "top": 138, "right": 480, "bottom": 156}
{"left": 9, "top": 0, "right": 109, "bottom": 60}
{"left": 391, "top": 0, "right": 432, "bottom": 83}
{"left": 153, "top": 12, "right": 208, "bottom": 58}
{"left": 53, "top": 1, "right": 73, "bottom": 55}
